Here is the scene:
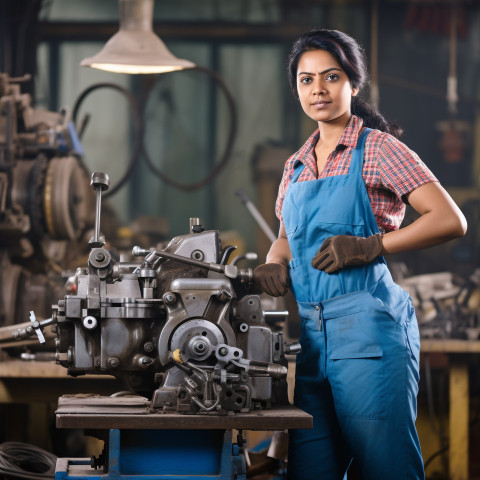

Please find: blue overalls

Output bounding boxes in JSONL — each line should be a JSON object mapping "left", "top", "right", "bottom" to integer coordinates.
{"left": 283, "top": 129, "right": 425, "bottom": 480}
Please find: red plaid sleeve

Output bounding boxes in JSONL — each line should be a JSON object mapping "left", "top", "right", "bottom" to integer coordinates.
{"left": 275, "top": 156, "right": 295, "bottom": 221}
{"left": 376, "top": 133, "right": 438, "bottom": 201}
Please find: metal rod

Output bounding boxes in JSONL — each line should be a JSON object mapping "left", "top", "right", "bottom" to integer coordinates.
{"left": 94, "top": 188, "right": 102, "bottom": 243}
{"left": 235, "top": 189, "right": 277, "bottom": 244}
{"left": 146, "top": 249, "right": 217, "bottom": 271}
{"left": 89, "top": 172, "right": 109, "bottom": 245}
{"left": 143, "top": 249, "right": 252, "bottom": 281}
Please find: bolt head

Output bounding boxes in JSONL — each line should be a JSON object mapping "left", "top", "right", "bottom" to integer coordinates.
{"left": 192, "top": 340, "right": 207, "bottom": 353}
{"left": 107, "top": 357, "right": 120, "bottom": 369}
{"left": 163, "top": 292, "right": 176, "bottom": 305}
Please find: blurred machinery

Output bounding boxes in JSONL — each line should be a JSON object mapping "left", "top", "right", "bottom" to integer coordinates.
{"left": 398, "top": 270, "right": 480, "bottom": 340}
{"left": 0, "top": 73, "right": 93, "bottom": 330}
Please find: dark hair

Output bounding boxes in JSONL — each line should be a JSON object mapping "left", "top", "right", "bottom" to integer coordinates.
{"left": 287, "top": 29, "right": 403, "bottom": 138}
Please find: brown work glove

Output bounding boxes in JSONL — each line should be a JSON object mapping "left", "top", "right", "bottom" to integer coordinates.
{"left": 252, "top": 263, "right": 290, "bottom": 297}
{"left": 311, "top": 234, "right": 383, "bottom": 274}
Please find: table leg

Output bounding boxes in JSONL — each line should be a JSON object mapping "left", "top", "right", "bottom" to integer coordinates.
{"left": 449, "top": 356, "right": 469, "bottom": 480}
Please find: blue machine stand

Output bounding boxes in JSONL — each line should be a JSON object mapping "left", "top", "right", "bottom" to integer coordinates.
{"left": 55, "top": 428, "right": 246, "bottom": 480}
{"left": 54, "top": 395, "right": 312, "bottom": 480}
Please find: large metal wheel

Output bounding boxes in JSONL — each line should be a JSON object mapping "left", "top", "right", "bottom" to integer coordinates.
{"left": 43, "top": 156, "right": 91, "bottom": 240}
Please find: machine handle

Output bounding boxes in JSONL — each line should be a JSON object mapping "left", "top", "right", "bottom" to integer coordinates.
{"left": 89, "top": 172, "right": 109, "bottom": 248}
{"left": 12, "top": 313, "right": 55, "bottom": 343}
{"left": 139, "top": 248, "right": 253, "bottom": 282}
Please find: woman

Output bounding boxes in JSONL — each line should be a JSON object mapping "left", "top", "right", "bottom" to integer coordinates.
{"left": 253, "top": 29, "right": 467, "bottom": 480}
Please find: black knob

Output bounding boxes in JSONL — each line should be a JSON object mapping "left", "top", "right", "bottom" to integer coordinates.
{"left": 192, "top": 224, "right": 204, "bottom": 233}
{"left": 90, "top": 172, "right": 110, "bottom": 191}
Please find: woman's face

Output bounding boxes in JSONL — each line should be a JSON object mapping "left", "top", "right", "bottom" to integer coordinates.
{"left": 296, "top": 49, "right": 358, "bottom": 125}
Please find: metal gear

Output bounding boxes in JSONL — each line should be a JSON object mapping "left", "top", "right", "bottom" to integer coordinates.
{"left": 43, "top": 156, "right": 91, "bottom": 240}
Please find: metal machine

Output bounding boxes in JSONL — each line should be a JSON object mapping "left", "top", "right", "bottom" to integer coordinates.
{"left": 14, "top": 172, "right": 300, "bottom": 415}
{"left": 12, "top": 171, "right": 305, "bottom": 477}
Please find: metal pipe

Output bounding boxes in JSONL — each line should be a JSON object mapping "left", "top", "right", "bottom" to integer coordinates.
{"left": 94, "top": 188, "right": 102, "bottom": 243}
{"left": 141, "top": 248, "right": 252, "bottom": 281}
{"left": 235, "top": 189, "right": 276, "bottom": 243}
{"left": 89, "top": 172, "right": 110, "bottom": 245}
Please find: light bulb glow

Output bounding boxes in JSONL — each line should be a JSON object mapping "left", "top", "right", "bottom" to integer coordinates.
{"left": 89, "top": 63, "right": 185, "bottom": 74}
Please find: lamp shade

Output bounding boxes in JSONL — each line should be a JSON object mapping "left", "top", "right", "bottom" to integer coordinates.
{"left": 81, "top": 0, "right": 196, "bottom": 74}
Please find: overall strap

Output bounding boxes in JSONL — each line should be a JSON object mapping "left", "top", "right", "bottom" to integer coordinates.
{"left": 356, "top": 127, "right": 372, "bottom": 148}
{"left": 291, "top": 160, "right": 305, "bottom": 183}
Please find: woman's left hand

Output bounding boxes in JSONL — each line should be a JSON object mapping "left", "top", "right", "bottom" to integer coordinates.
{"left": 311, "top": 234, "right": 383, "bottom": 273}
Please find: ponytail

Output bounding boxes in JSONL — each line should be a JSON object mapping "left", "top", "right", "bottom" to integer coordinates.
{"left": 352, "top": 97, "right": 403, "bottom": 139}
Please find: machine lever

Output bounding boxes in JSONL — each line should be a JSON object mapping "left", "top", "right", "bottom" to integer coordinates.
{"left": 140, "top": 248, "right": 253, "bottom": 282}
{"left": 89, "top": 172, "right": 109, "bottom": 248}
{"left": 12, "top": 313, "right": 56, "bottom": 343}
{"left": 29, "top": 311, "right": 45, "bottom": 344}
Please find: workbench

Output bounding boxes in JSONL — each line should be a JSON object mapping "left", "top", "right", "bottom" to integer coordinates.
{"left": 0, "top": 359, "right": 311, "bottom": 478}
{"left": 54, "top": 395, "right": 312, "bottom": 479}
{"left": 421, "top": 338, "right": 480, "bottom": 480}
{"left": 55, "top": 394, "right": 312, "bottom": 431}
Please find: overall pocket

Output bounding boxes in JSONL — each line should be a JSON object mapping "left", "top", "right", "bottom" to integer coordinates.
{"left": 325, "top": 292, "right": 387, "bottom": 419}
{"left": 329, "top": 347, "right": 386, "bottom": 419}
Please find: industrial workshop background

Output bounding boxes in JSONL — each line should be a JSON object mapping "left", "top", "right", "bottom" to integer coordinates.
{"left": 3, "top": 0, "right": 480, "bottom": 268}
{"left": 1, "top": 0, "right": 480, "bottom": 480}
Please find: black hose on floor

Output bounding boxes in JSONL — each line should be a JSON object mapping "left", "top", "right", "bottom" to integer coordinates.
{"left": 0, "top": 441, "right": 56, "bottom": 479}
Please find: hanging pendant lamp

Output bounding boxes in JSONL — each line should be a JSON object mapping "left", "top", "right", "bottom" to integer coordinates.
{"left": 80, "top": 0, "right": 195, "bottom": 74}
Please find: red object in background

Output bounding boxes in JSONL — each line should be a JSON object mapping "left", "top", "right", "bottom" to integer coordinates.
{"left": 404, "top": 5, "right": 468, "bottom": 37}
{"left": 438, "top": 124, "right": 467, "bottom": 163}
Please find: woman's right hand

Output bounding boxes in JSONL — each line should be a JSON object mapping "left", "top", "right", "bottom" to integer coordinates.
{"left": 252, "top": 263, "right": 290, "bottom": 297}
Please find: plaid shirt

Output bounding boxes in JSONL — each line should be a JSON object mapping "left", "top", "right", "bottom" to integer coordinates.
{"left": 275, "top": 115, "right": 438, "bottom": 232}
